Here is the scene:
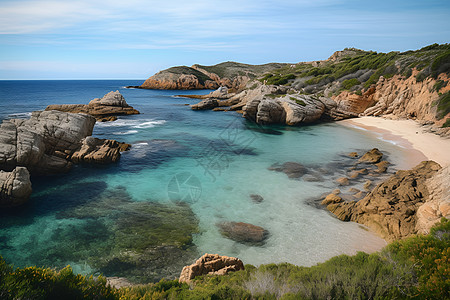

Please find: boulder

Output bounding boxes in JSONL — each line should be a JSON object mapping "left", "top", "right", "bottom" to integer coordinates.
{"left": 326, "top": 161, "right": 443, "bottom": 241}
{"left": 218, "top": 221, "right": 269, "bottom": 245}
{"left": 0, "top": 167, "right": 32, "bottom": 207}
{"left": 375, "top": 161, "right": 390, "bottom": 173}
{"left": 179, "top": 253, "right": 244, "bottom": 284}
{"left": 358, "top": 148, "right": 383, "bottom": 164}
{"left": 256, "top": 100, "right": 286, "bottom": 124}
{"left": 45, "top": 91, "right": 139, "bottom": 121}
{"left": 191, "top": 99, "right": 219, "bottom": 110}
{"left": 336, "top": 177, "right": 350, "bottom": 186}
{"left": 71, "top": 137, "right": 130, "bottom": 164}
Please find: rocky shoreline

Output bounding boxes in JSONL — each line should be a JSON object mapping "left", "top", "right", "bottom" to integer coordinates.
{"left": 0, "top": 91, "right": 135, "bottom": 207}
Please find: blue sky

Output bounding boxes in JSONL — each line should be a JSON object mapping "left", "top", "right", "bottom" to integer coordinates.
{"left": 0, "top": 0, "right": 449, "bottom": 80}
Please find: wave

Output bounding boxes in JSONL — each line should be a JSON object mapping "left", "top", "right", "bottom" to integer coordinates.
{"left": 95, "top": 118, "right": 166, "bottom": 129}
{"left": 7, "top": 112, "right": 32, "bottom": 119}
{"left": 113, "top": 130, "right": 139, "bottom": 135}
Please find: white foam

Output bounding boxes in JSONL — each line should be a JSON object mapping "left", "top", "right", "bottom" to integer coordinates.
{"left": 133, "top": 120, "right": 166, "bottom": 129}
{"left": 7, "top": 112, "right": 32, "bottom": 119}
{"left": 95, "top": 118, "right": 166, "bottom": 129}
{"left": 113, "top": 130, "right": 139, "bottom": 135}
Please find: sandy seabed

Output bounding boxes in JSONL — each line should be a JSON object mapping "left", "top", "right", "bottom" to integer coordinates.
{"left": 340, "top": 116, "right": 450, "bottom": 168}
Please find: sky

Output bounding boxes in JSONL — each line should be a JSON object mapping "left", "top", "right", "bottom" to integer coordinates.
{"left": 0, "top": 0, "right": 449, "bottom": 80}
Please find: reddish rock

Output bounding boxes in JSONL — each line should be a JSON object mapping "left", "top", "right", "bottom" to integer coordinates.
{"left": 179, "top": 253, "right": 244, "bottom": 284}
{"left": 326, "top": 161, "right": 442, "bottom": 241}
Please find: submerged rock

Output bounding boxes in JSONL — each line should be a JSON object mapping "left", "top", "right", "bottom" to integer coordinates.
{"left": 268, "top": 162, "right": 308, "bottom": 179}
{"left": 46, "top": 91, "right": 140, "bottom": 121}
{"left": 218, "top": 221, "right": 269, "bottom": 245}
{"left": 250, "top": 194, "right": 264, "bottom": 203}
{"left": 179, "top": 253, "right": 244, "bottom": 284}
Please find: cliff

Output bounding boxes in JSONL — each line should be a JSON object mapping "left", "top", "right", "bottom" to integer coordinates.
{"left": 181, "top": 43, "right": 450, "bottom": 130}
{"left": 139, "top": 62, "right": 288, "bottom": 91}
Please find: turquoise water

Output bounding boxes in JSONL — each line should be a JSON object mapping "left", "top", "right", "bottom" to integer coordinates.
{"left": 0, "top": 81, "right": 413, "bottom": 282}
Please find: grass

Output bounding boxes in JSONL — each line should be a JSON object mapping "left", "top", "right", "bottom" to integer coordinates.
{"left": 1, "top": 219, "right": 448, "bottom": 299}
{"left": 290, "top": 97, "right": 306, "bottom": 106}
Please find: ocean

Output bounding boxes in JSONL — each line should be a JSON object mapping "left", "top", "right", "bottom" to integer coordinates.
{"left": 0, "top": 80, "right": 413, "bottom": 282}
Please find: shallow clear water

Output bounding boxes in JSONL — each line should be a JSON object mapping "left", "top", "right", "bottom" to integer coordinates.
{"left": 0, "top": 81, "right": 414, "bottom": 281}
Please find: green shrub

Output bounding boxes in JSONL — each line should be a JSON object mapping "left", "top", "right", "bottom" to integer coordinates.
{"left": 436, "top": 92, "right": 450, "bottom": 119}
{"left": 431, "top": 50, "right": 450, "bottom": 78}
{"left": 442, "top": 118, "right": 450, "bottom": 128}
{"left": 386, "top": 218, "right": 450, "bottom": 299}
{"left": 0, "top": 261, "right": 120, "bottom": 299}
{"left": 433, "top": 80, "right": 447, "bottom": 92}
{"left": 341, "top": 78, "right": 360, "bottom": 90}
{"left": 289, "top": 97, "right": 306, "bottom": 106}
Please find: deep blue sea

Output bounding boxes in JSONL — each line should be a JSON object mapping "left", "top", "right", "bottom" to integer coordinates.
{"left": 0, "top": 80, "right": 415, "bottom": 282}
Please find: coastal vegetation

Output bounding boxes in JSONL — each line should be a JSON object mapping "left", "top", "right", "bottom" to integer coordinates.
{"left": 1, "top": 219, "right": 448, "bottom": 299}
{"left": 258, "top": 43, "right": 450, "bottom": 95}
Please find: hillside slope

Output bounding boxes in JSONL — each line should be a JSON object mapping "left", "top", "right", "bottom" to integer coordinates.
{"left": 139, "top": 62, "right": 288, "bottom": 90}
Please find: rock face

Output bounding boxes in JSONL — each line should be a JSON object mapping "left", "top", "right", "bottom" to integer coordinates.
{"left": 0, "top": 167, "right": 32, "bottom": 207}
{"left": 416, "top": 165, "right": 450, "bottom": 234}
{"left": 325, "top": 161, "right": 445, "bottom": 241}
{"left": 218, "top": 222, "right": 269, "bottom": 245}
{"left": 179, "top": 253, "right": 244, "bottom": 284}
{"left": 0, "top": 109, "right": 130, "bottom": 207}
{"left": 0, "top": 110, "right": 96, "bottom": 174}
{"left": 45, "top": 91, "right": 139, "bottom": 121}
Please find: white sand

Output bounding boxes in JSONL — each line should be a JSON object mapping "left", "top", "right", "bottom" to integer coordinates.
{"left": 339, "top": 116, "right": 450, "bottom": 168}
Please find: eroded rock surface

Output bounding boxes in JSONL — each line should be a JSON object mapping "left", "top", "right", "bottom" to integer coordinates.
{"left": 0, "top": 167, "right": 32, "bottom": 207}
{"left": 325, "top": 161, "right": 445, "bottom": 241}
{"left": 0, "top": 109, "right": 130, "bottom": 206}
{"left": 46, "top": 91, "right": 139, "bottom": 121}
{"left": 179, "top": 253, "right": 244, "bottom": 284}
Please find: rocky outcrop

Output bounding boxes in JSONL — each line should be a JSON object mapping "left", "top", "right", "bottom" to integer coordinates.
{"left": 218, "top": 222, "right": 269, "bottom": 245}
{"left": 45, "top": 91, "right": 139, "bottom": 122}
{"left": 140, "top": 62, "right": 287, "bottom": 91}
{"left": 71, "top": 137, "right": 130, "bottom": 164}
{"left": 0, "top": 109, "right": 130, "bottom": 207}
{"left": 0, "top": 167, "right": 32, "bottom": 207}
{"left": 416, "top": 165, "right": 450, "bottom": 234}
{"left": 325, "top": 161, "right": 445, "bottom": 241}
{"left": 179, "top": 253, "right": 244, "bottom": 284}
{"left": 0, "top": 110, "right": 96, "bottom": 174}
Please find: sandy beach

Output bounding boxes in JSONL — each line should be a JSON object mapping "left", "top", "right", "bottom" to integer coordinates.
{"left": 340, "top": 116, "right": 450, "bottom": 168}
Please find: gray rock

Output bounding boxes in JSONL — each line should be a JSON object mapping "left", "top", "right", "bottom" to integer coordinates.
{"left": 256, "top": 100, "right": 286, "bottom": 124}
{"left": 0, "top": 110, "right": 96, "bottom": 174}
{"left": 88, "top": 90, "right": 128, "bottom": 107}
{"left": 191, "top": 98, "right": 219, "bottom": 110}
{"left": 0, "top": 167, "right": 32, "bottom": 207}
